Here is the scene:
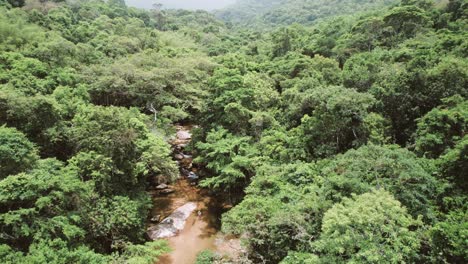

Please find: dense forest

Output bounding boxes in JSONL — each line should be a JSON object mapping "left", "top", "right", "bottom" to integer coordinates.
{"left": 215, "top": 0, "right": 399, "bottom": 27}
{"left": 0, "top": 0, "right": 466, "bottom": 263}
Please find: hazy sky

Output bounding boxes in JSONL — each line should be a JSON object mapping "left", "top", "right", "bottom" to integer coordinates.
{"left": 126, "top": 0, "right": 236, "bottom": 11}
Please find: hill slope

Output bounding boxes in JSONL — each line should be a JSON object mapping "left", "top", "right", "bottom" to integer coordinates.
{"left": 216, "top": 0, "right": 399, "bottom": 27}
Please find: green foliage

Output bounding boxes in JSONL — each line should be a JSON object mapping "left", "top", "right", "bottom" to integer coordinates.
{"left": 280, "top": 252, "right": 320, "bottom": 264}
{"left": 314, "top": 190, "right": 422, "bottom": 263}
{"left": 363, "top": 112, "right": 392, "bottom": 145}
{"left": 320, "top": 144, "right": 441, "bottom": 220}
{"left": 222, "top": 163, "right": 328, "bottom": 262}
{"left": 293, "top": 85, "right": 376, "bottom": 158}
{"left": 0, "top": 159, "right": 88, "bottom": 250}
{"left": 382, "top": 5, "right": 431, "bottom": 43}
{"left": 200, "top": 66, "right": 279, "bottom": 136}
{"left": 111, "top": 240, "right": 170, "bottom": 264}
{"left": 196, "top": 127, "right": 258, "bottom": 199}
{"left": 437, "top": 135, "right": 468, "bottom": 194}
{"left": 82, "top": 195, "right": 151, "bottom": 251}
{"left": 195, "top": 250, "right": 217, "bottom": 264}
{"left": 0, "top": 126, "right": 38, "bottom": 177}
{"left": 86, "top": 51, "right": 215, "bottom": 121}
{"left": 0, "top": 52, "right": 53, "bottom": 95}
{"left": 67, "top": 105, "right": 177, "bottom": 193}
{"left": 416, "top": 95, "right": 467, "bottom": 158}
{"left": 1, "top": 239, "right": 109, "bottom": 264}
{"left": 430, "top": 206, "right": 468, "bottom": 263}
{"left": 217, "top": 0, "right": 398, "bottom": 28}
{"left": 222, "top": 144, "right": 441, "bottom": 262}
{"left": 0, "top": 89, "right": 61, "bottom": 148}
{"left": 0, "top": 0, "right": 466, "bottom": 263}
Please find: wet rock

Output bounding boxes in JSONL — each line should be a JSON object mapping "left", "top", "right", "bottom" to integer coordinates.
{"left": 174, "top": 145, "right": 184, "bottom": 153}
{"left": 151, "top": 215, "right": 161, "bottom": 223}
{"left": 177, "top": 131, "right": 192, "bottom": 140}
{"left": 174, "top": 154, "right": 184, "bottom": 160}
{"left": 156, "top": 174, "right": 171, "bottom": 185}
{"left": 156, "top": 184, "right": 168, "bottom": 190}
{"left": 188, "top": 172, "right": 199, "bottom": 181}
{"left": 147, "top": 202, "right": 197, "bottom": 239}
{"left": 180, "top": 158, "right": 193, "bottom": 168}
{"left": 181, "top": 168, "right": 190, "bottom": 176}
{"left": 160, "top": 189, "right": 175, "bottom": 195}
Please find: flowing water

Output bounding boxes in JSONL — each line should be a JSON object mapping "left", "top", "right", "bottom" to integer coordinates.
{"left": 147, "top": 125, "right": 241, "bottom": 264}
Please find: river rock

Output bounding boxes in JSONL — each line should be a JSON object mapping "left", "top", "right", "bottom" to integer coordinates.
{"left": 177, "top": 131, "right": 192, "bottom": 140}
{"left": 156, "top": 184, "right": 168, "bottom": 190}
{"left": 188, "top": 172, "right": 199, "bottom": 181}
{"left": 181, "top": 168, "right": 190, "bottom": 176}
{"left": 174, "top": 154, "right": 184, "bottom": 160}
{"left": 160, "top": 189, "right": 175, "bottom": 195}
{"left": 150, "top": 215, "right": 161, "bottom": 223}
{"left": 147, "top": 202, "right": 197, "bottom": 239}
{"left": 180, "top": 158, "right": 193, "bottom": 168}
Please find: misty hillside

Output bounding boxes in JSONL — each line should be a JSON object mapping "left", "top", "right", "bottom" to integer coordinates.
{"left": 216, "top": 0, "right": 399, "bottom": 27}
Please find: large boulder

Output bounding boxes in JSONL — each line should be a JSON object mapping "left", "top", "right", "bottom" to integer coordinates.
{"left": 147, "top": 202, "right": 197, "bottom": 239}
{"left": 177, "top": 130, "right": 192, "bottom": 140}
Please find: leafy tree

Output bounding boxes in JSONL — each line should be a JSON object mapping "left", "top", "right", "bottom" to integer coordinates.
{"left": 430, "top": 206, "right": 468, "bottom": 263}
{"left": 200, "top": 66, "right": 279, "bottom": 136}
{"left": 86, "top": 51, "right": 214, "bottom": 122}
{"left": 342, "top": 51, "right": 386, "bottom": 91}
{"left": 257, "top": 128, "right": 307, "bottom": 163}
{"left": 320, "top": 144, "right": 440, "bottom": 220}
{"left": 111, "top": 240, "right": 170, "bottom": 264}
{"left": 0, "top": 159, "right": 88, "bottom": 251}
{"left": 0, "top": 89, "right": 61, "bottom": 150}
{"left": 437, "top": 135, "right": 468, "bottom": 194}
{"left": 281, "top": 252, "right": 319, "bottom": 264}
{"left": 196, "top": 127, "right": 257, "bottom": 200}
{"left": 0, "top": 52, "right": 53, "bottom": 95}
{"left": 382, "top": 5, "right": 431, "bottom": 46}
{"left": 66, "top": 105, "right": 177, "bottom": 193}
{"left": 80, "top": 195, "right": 151, "bottom": 252}
{"left": 295, "top": 86, "right": 376, "bottom": 158}
{"left": 222, "top": 163, "right": 329, "bottom": 263}
{"left": 271, "top": 27, "right": 295, "bottom": 57}
{"left": 346, "top": 17, "right": 386, "bottom": 52}
{"left": 369, "top": 56, "right": 467, "bottom": 144}
{"left": 314, "top": 190, "right": 422, "bottom": 263}
{"left": 0, "top": 239, "right": 109, "bottom": 264}
{"left": 415, "top": 95, "right": 467, "bottom": 158}
{"left": 195, "top": 250, "right": 217, "bottom": 264}
{"left": 0, "top": 126, "right": 38, "bottom": 177}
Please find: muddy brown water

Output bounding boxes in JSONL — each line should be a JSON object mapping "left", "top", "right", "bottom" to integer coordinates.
{"left": 152, "top": 180, "right": 222, "bottom": 264}
{"left": 148, "top": 125, "right": 240, "bottom": 264}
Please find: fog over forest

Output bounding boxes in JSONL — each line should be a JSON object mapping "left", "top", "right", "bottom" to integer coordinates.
{"left": 125, "top": 0, "right": 235, "bottom": 10}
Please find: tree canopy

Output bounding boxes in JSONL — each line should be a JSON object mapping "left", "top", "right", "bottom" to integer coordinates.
{"left": 0, "top": 0, "right": 466, "bottom": 263}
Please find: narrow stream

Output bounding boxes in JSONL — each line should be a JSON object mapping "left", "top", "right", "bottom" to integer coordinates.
{"left": 147, "top": 125, "right": 241, "bottom": 264}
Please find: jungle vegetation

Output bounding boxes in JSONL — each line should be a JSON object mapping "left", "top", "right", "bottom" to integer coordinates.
{"left": 0, "top": 0, "right": 466, "bottom": 263}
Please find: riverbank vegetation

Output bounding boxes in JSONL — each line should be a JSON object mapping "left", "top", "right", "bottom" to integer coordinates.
{"left": 0, "top": 0, "right": 466, "bottom": 263}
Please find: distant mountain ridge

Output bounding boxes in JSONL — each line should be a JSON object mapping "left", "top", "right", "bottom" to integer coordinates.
{"left": 215, "top": 0, "right": 400, "bottom": 27}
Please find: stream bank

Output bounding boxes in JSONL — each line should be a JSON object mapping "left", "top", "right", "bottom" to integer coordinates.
{"left": 147, "top": 125, "right": 241, "bottom": 264}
